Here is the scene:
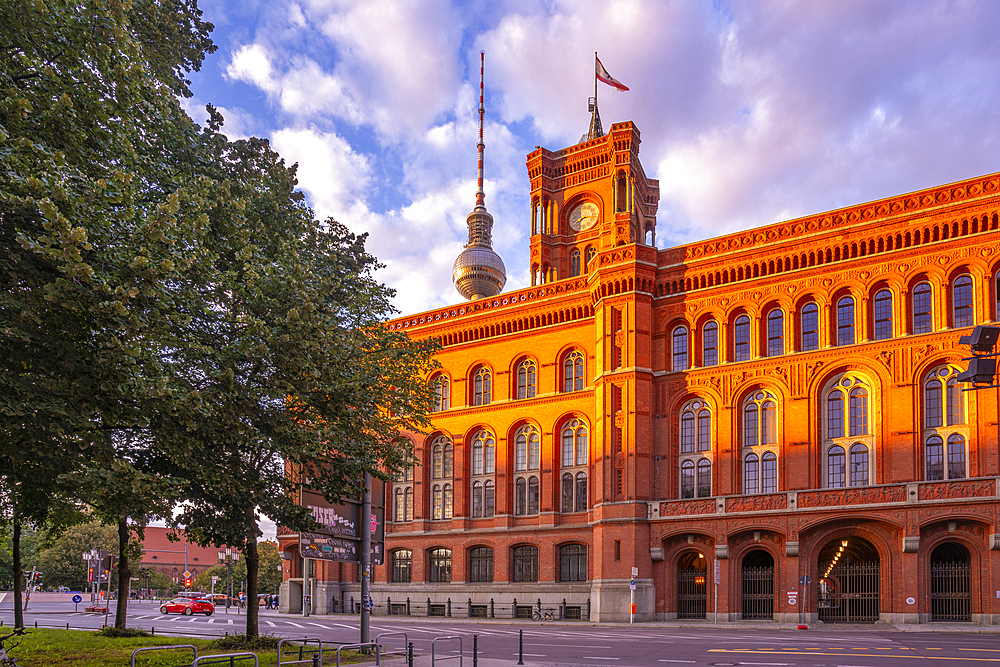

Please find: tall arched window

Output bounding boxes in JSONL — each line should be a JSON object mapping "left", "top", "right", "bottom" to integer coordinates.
{"left": 393, "top": 465, "right": 414, "bottom": 522}
{"left": 516, "top": 359, "right": 537, "bottom": 399}
{"left": 766, "top": 308, "right": 784, "bottom": 357}
{"left": 837, "top": 296, "right": 855, "bottom": 345}
{"left": 429, "top": 548, "right": 451, "bottom": 582}
{"left": 515, "top": 424, "right": 541, "bottom": 516}
{"left": 679, "top": 399, "right": 712, "bottom": 498}
{"left": 560, "top": 419, "right": 588, "bottom": 513}
{"left": 472, "top": 366, "right": 492, "bottom": 405}
{"left": 702, "top": 320, "right": 718, "bottom": 366}
{"left": 431, "top": 374, "right": 450, "bottom": 411}
{"left": 672, "top": 326, "right": 689, "bottom": 371}
{"left": 742, "top": 391, "right": 778, "bottom": 494}
{"left": 912, "top": 282, "right": 933, "bottom": 334}
{"left": 733, "top": 314, "right": 751, "bottom": 362}
{"left": 468, "top": 546, "right": 493, "bottom": 583}
{"left": 873, "top": 289, "right": 893, "bottom": 340}
{"left": 563, "top": 350, "right": 585, "bottom": 392}
{"left": 823, "top": 374, "right": 874, "bottom": 487}
{"left": 801, "top": 302, "right": 819, "bottom": 351}
{"left": 570, "top": 249, "right": 582, "bottom": 277}
{"left": 470, "top": 429, "right": 496, "bottom": 518}
{"left": 952, "top": 274, "right": 974, "bottom": 328}
{"left": 586, "top": 246, "right": 596, "bottom": 270}
{"left": 512, "top": 545, "right": 539, "bottom": 582}
{"left": 923, "top": 365, "right": 968, "bottom": 480}
{"left": 431, "top": 436, "right": 453, "bottom": 519}
{"left": 391, "top": 550, "right": 412, "bottom": 583}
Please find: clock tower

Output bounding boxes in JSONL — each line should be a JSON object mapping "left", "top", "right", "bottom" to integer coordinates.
{"left": 526, "top": 120, "right": 659, "bottom": 285}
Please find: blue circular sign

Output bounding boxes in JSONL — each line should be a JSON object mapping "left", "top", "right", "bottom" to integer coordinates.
{"left": 72, "top": 594, "right": 82, "bottom": 603}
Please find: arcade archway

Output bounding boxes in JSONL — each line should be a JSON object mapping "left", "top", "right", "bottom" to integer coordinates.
{"left": 817, "top": 536, "right": 880, "bottom": 623}
{"left": 741, "top": 549, "right": 774, "bottom": 620}
{"left": 676, "top": 551, "right": 707, "bottom": 619}
{"left": 930, "top": 542, "right": 971, "bottom": 621}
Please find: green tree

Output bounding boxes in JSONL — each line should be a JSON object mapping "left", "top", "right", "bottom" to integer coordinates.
{"left": 35, "top": 521, "right": 117, "bottom": 590}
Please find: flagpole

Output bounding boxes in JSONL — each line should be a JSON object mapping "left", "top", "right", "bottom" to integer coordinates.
{"left": 594, "top": 51, "right": 598, "bottom": 107}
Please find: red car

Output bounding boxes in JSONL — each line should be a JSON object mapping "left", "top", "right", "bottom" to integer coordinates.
{"left": 160, "top": 596, "right": 214, "bottom": 616}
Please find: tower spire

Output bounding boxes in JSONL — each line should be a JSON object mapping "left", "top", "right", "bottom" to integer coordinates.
{"left": 452, "top": 51, "right": 506, "bottom": 301}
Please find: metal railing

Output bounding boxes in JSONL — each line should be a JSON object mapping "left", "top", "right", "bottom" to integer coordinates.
{"left": 335, "top": 642, "right": 380, "bottom": 667}
{"left": 192, "top": 653, "right": 258, "bottom": 667}
{"left": 131, "top": 644, "right": 198, "bottom": 667}
{"left": 340, "top": 596, "right": 590, "bottom": 620}
{"left": 431, "top": 635, "right": 462, "bottom": 667}
{"left": 277, "top": 638, "right": 323, "bottom": 666}
{"left": 375, "top": 632, "right": 408, "bottom": 664}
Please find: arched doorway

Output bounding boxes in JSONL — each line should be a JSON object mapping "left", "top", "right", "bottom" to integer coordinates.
{"left": 741, "top": 550, "right": 774, "bottom": 620}
{"left": 817, "top": 536, "right": 880, "bottom": 623}
{"left": 676, "top": 551, "right": 708, "bottom": 619}
{"left": 930, "top": 542, "right": 971, "bottom": 621}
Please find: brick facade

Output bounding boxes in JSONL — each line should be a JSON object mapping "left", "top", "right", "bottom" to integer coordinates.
{"left": 279, "top": 120, "right": 1000, "bottom": 624}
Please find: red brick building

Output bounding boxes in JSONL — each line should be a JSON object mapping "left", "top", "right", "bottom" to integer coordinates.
{"left": 279, "top": 113, "right": 1000, "bottom": 624}
{"left": 139, "top": 527, "right": 230, "bottom": 584}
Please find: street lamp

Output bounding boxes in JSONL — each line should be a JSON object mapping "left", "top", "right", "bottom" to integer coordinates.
{"left": 218, "top": 547, "right": 240, "bottom": 613}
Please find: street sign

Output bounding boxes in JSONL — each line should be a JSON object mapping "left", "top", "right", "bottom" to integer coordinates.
{"left": 630, "top": 579, "right": 636, "bottom": 591}
{"left": 631, "top": 567, "right": 639, "bottom": 577}
{"left": 799, "top": 575, "right": 812, "bottom": 586}
{"left": 714, "top": 559, "right": 721, "bottom": 585}
{"left": 72, "top": 594, "right": 82, "bottom": 603}
{"left": 183, "top": 570, "right": 191, "bottom": 579}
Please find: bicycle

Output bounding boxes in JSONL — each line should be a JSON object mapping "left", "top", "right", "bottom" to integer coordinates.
{"left": 0, "top": 627, "right": 28, "bottom": 667}
{"left": 531, "top": 609, "right": 554, "bottom": 621}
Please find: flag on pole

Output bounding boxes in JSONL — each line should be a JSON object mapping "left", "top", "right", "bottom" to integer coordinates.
{"left": 596, "top": 55, "right": 629, "bottom": 92}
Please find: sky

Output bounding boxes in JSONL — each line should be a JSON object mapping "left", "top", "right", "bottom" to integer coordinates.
{"left": 183, "top": 0, "right": 1000, "bottom": 320}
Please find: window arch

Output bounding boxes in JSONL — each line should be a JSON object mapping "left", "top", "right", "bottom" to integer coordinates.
{"left": 701, "top": 319, "right": 718, "bottom": 366}
{"left": 393, "top": 465, "right": 414, "bottom": 522}
{"left": 672, "top": 325, "right": 689, "bottom": 371}
{"left": 733, "top": 314, "right": 751, "bottom": 362}
{"left": 766, "top": 308, "right": 784, "bottom": 357}
{"left": 873, "top": 289, "right": 893, "bottom": 340}
{"left": 472, "top": 366, "right": 492, "bottom": 405}
{"left": 469, "top": 546, "right": 493, "bottom": 582}
{"left": 563, "top": 350, "right": 585, "bottom": 392}
{"left": 837, "top": 296, "right": 855, "bottom": 345}
{"left": 431, "top": 374, "right": 450, "bottom": 411}
{"left": 823, "top": 374, "right": 874, "bottom": 487}
{"left": 586, "top": 246, "right": 596, "bottom": 270}
{"left": 741, "top": 391, "right": 778, "bottom": 494}
{"left": 560, "top": 418, "right": 588, "bottom": 512}
{"left": 912, "top": 281, "right": 933, "bottom": 334}
{"left": 431, "top": 435, "right": 454, "bottom": 519}
{"left": 679, "top": 399, "right": 713, "bottom": 498}
{"left": 516, "top": 359, "right": 537, "bottom": 399}
{"left": 560, "top": 543, "right": 587, "bottom": 581}
{"left": 470, "top": 429, "right": 496, "bottom": 519}
{"left": 800, "top": 301, "right": 819, "bottom": 351}
{"left": 391, "top": 549, "right": 412, "bottom": 583}
{"left": 952, "top": 274, "right": 974, "bottom": 328}
{"left": 429, "top": 548, "right": 451, "bottom": 582}
{"left": 570, "top": 249, "right": 581, "bottom": 277}
{"left": 512, "top": 545, "right": 538, "bottom": 582}
{"left": 923, "top": 365, "right": 968, "bottom": 480}
{"left": 514, "top": 423, "right": 541, "bottom": 516}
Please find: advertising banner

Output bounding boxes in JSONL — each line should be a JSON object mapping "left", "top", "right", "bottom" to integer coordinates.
{"left": 298, "top": 481, "right": 384, "bottom": 564}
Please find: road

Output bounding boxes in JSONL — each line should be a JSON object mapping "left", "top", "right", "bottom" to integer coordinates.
{"left": 3, "top": 601, "right": 1000, "bottom": 666}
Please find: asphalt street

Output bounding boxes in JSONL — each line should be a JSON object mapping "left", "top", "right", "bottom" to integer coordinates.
{"left": 3, "top": 600, "right": 999, "bottom": 666}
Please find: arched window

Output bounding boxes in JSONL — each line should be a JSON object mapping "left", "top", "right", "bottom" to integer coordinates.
{"left": 472, "top": 366, "right": 492, "bottom": 405}
{"left": 873, "top": 289, "right": 893, "bottom": 340}
{"left": 923, "top": 365, "right": 968, "bottom": 480}
{"left": 702, "top": 320, "right": 718, "bottom": 366}
{"left": 470, "top": 430, "right": 495, "bottom": 518}
{"left": 672, "top": 326, "right": 689, "bottom": 371}
{"left": 837, "top": 296, "right": 855, "bottom": 345}
{"left": 513, "top": 545, "right": 539, "bottom": 582}
{"left": 515, "top": 424, "right": 540, "bottom": 472}
{"left": 740, "top": 391, "right": 778, "bottom": 494}
{"left": 680, "top": 459, "right": 696, "bottom": 499}
{"left": 516, "top": 359, "right": 537, "bottom": 399}
{"left": 561, "top": 419, "right": 588, "bottom": 467}
{"left": 586, "top": 246, "right": 596, "bottom": 270}
{"left": 431, "top": 374, "right": 450, "bottom": 411}
{"left": 953, "top": 274, "right": 974, "bottom": 328}
{"left": 431, "top": 436, "right": 453, "bottom": 519}
{"left": 570, "top": 249, "right": 581, "bottom": 277}
{"left": 563, "top": 350, "right": 585, "bottom": 392}
{"left": 469, "top": 546, "right": 493, "bottom": 583}
{"left": 697, "top": 458, "right": 712, "bottom": 497}
{"left": 429, "top": 548, "right": 451, "bottom": 582}
{"left": 744, "top": 453, "right": 759, "bottom": 494}
{"left": 560, "top": 543, "right": 587, "bottom": 581}
{"left": 391, "top": 550, "right": 412, "bottom": 583}
{"left": 761, "top": 452, "right": 777, "bottom": 493}
{"left": 766, "top": 309, "right": 784, "bottom": 357}
{"left": 733, "top": 315, "right": 751, "bottom": 362}
{"left": 801, "top": 302, "right": 819, "bottom": 351}
{"left": 912, "top": 282, "right": 933, "bottom": 334}
{"left": 679, "top": 399, "right": 713, "bottom": 498}
{"left": 393, "top": 465, "right": 414, "bottom": 522}
{"left": 823, "top": 374, "right": 874, "bottom": 487}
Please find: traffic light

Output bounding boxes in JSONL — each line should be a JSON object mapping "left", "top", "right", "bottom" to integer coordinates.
{"left": 184, "top": 576, "right": 192, "bottom": 588}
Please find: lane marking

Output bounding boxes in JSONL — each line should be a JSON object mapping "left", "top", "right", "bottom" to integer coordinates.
{"left": 581, "top": 657, "right": 620, "bottom": 661}
{"left": 710, "top": 648, "right": 1000, "bottom": 663}
{"left": 657, "top": 661, "right": 695, "bottom": 664}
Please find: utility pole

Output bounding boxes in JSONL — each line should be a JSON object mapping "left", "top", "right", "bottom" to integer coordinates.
{"left": 361, "top": 471, "right": 372, "bottom": 646}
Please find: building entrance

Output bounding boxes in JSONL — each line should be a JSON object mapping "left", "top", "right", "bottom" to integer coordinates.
{"left": 817, "top": 537, "right": 880, "bottom": 623}
{"left": 741, "top": 549, "right": 774, "bottom": 620}
{"left": 676, "top": 551, "right": 707, "bottom": 619}
{"left": 930, "top": 542, "right": 971, "bottom": 621}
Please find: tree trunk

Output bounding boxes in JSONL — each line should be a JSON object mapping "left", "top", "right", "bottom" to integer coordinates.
{"left": 115, "top": 519, "right": 130, "bottom": 628}
{"left": 12, "top": 518, "right": 23, "bottom": 629}
{"left": 245, "top": 537, "right": 259, "bottom": 637}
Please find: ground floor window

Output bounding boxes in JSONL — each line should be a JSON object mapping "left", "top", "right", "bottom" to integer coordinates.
{"left": 560, "top": 544, "right": 587, "bottom": 581}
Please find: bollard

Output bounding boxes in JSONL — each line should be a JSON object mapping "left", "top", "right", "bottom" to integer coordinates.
{"left": 586, "top": 598, "right": 591, "bottom": 620}
{"left": 490, "top": 597, "right": 495, "bottom": 618}
{"left": 151, "top": 626, "right": 154, "bottom": 635}
{"left": 387, "top": 596, "right": 392, "bottom": 615}
{"left": 536, "top": 598, "right": 541, "bottom": 614}
{"left": 473, "top": 634, "right": 478, "bottom": 667}
{"left": 427, "top": 597, "right": 431, "bottom": 617}
{"left": 517, "top": 629, "right": 524, "bottom": 665}
{"left": 447, "top": 598, "right": 451, "bottom": 617}
{"left": 408, "top": 641, "right": 414, "bottom": 667}
{"left": 512, "top": 597, "right": 517, "bottom": 618}
{"left": 351, "top": 596, "right": 355, "bottom": 614}
{"left": 312, "top": 652, "right": 320, "bottom": 667}
{"left": 407, "top": 596, "right": 411, "bottom": 616}
{"left": 66, "top": 623, "right": 69, "bottom": 630}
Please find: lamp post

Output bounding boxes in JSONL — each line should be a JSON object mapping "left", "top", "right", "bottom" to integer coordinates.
{"left": 218, "top": 547, "right": 239, "bottom": 614}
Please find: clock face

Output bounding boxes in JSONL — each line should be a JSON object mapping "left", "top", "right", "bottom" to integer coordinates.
{"left": 569, "top": 202, "right": 600, "bottom": 231}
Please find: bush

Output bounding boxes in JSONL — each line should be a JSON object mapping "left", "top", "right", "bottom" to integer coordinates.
{"left": 95, "top": 626, "right": 151, "bottom": 638}
{"left": 209, "top": 633, "right": 282, "bottom": 651}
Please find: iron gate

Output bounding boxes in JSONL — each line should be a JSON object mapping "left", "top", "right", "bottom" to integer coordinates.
{"left": 817, "top": 562, "right": 879, "bottom": 623}
{"left": 741, "top": 565, "right": 774, "bottom": 620}
{"left": 931, "top": 561, "right": 971, "bottom": 621}
{"left": 677, "top": 568, "right": 707, "bottom": 619}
